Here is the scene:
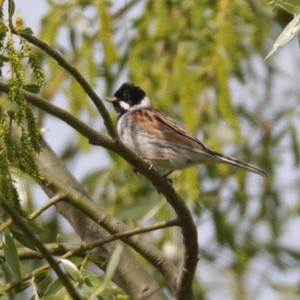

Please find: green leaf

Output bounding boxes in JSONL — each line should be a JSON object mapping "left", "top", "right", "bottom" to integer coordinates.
{"left": 81, "top": 275, "right": 104, "bottom": 292}
{"left": 43, "top": 278, "right": 64, "bottom": 298}
{"left": 91, "top": 242, "right": 123, "bottom": 297}
{"left": 20, "top": 27, "right": 33, "bottom": 36}
{"left": 10, "top": 228, "right": 36, "bottom": 250}
{"left": 0, "top": 20, "right": 7, "bottom": 35}
{"left": 26, "top": 220, "right": 44, "bottom": 234}
{"left": 34, "top": 270, "right": 49, "bottom": 283}
{"left": 265, "top": 14, "right": 300, "bottom": 60}
{"left": 290, "top": 125, "right": 300, "bottom": 166}
{"left": 23, "top": 84, "right": 41, "bottom": 94}
{"left": 274, "top": 0, "right": 300, "bottom": 14}
{"left": 60, "top": 258, "right": 81, "bottom": 281}
{"left": 31, "top": 276, "right": 39, "bottom": 300}
{"left": 88, "top": 254, "right": 106, "bottom": 264}
{"left": 0, "top": 284, "right": 5, "bottom": 297}
{"left": 14, "top": 281, "right": 31, "bottom": 293}
{"left": 3, "top": 231, "right": 21, "bottom": 280}
{"left": 0, "top": 54, "right": 9, "bottom": 62}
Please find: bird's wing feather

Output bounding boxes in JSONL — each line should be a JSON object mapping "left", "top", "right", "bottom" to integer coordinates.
{"left": 127, "top": 108, "right": 267, "bottom": 177}
{"left": 130, "top": 108, "right": 210, "bottom": 153}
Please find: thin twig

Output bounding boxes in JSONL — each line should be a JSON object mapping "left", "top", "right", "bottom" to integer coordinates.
{"left": 47, "top": 181, "right": 179, "bottom": 291}
{"left": 6, "top": 2, "right": 195, "bottom": 297}
{"left": 30, "top": 192, "right": 66, "bottom": 219}
{"left": 112, "top": 0, "right": 143, "bottom": 20}
{"left": 0, "top": 200, "right": 82, "bottom": 300}
{"left": 6, "top": 219, "right": 180, "bottom": 260}
{"left": 10, "top": 28, "right": 116, "bottom": 138}
{"left": 0, "top": 192, "right": 66, "bottom": 233}
{"left": 2, "top": 218, "right": 179, "bottom": 293}
{"left": 2, "top": 263, "right": 50, "bottom": 293}
{"left": 0, "top": 81, "right": 198, "bottom": 299}
{"left": 0, "top": 81, "right": 113, "bottom": 148}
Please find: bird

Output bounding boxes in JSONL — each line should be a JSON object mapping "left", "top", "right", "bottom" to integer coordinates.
{"left": 106, "top": 82, "right": 267, "bottom": 178}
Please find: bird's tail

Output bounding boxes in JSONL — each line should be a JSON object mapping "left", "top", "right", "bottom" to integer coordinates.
{"left": 211, "top": 150, "right": 267, "bottom": 177}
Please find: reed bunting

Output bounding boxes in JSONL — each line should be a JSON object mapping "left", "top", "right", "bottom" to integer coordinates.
{"left": 106, "top": 83, "right": 266, "bottom": 177}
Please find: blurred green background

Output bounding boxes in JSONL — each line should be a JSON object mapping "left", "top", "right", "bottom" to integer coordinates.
{"left": 6, "top": 0, "right": 300, "bottom": 299}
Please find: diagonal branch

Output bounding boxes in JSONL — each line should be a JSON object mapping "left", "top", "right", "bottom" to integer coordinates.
{"left": 2, "top": 218, "right": 179, "bottom": 295}
{"left": 37, "top": 140, "right": 176, "bottom": 299}
{"left": 0, "top": 200, "right": 82, "bottom": 300}
{"left": 4, "top": 219, "right": 180, "bottom": 261}
{"left": 0, "top": 81, "right": 198, "bottom": 299}
{"left": 7, "top": 1, "right": 198, "bottom": 297}
{"left": 112, "top": 0, "right": 143, "bottom": 20}
{"left": 0, "top": 192, "right": 66, "bottom": 233}
{"left": 11, "top": 29, "right": 117, "bottom": 138}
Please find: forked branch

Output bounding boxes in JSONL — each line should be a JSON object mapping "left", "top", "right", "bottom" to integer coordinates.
{"left": 4, "top": 12, "right": 199, "bottom": 297}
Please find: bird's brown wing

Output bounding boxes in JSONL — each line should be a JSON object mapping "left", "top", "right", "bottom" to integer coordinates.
{"left": 128, "top": 108, "right": 267, "bottom": 176}
{"left": 130, "top": 108, "right": 212, "bottom": 155}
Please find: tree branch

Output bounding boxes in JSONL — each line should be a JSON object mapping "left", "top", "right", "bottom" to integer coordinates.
{"left": 36, "top": 141, "right": 171, "bottom": 300}
{"left": 11, "top": 28, "right": 117, "bottom": 138}
{"left": 0, "top": 200, "right": 82, "bottom": 300}
{"left": 0, "top": 81, "right": 198, "bottom": 299}
{"left": 29, "top": 192, "right": 67, "bottom": 219}
{"left": 0, "top": 192, "right": 66, "bottom": 233}
{"left": 3, "top": 219, "right": 179, "bottom": 261}
{"left": 112, "top": 0, "right": 143, "bottom": 20}
{"left": 1, "top": 218, "right": 179, "bottom": 295}
{"left": 0, "top": 81, "right": 113, "bottom": 149}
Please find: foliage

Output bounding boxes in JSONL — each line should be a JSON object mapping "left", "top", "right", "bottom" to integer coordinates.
{"left": 0, "top": 17, "right": 44, "bottom": 219}
{"left": 0, "top": 0, "right": 299, "bottom": 299}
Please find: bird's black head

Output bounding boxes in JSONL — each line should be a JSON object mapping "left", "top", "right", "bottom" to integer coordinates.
{"left": 106, "top": 83, "right": 150, "bottom": 116}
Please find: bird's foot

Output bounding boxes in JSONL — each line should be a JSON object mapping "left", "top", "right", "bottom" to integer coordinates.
{"left": 166, "top": 177, "right": 173, "bottom": 187}
{"left": 148, "top": 163, "right": 154, "bottom": 171}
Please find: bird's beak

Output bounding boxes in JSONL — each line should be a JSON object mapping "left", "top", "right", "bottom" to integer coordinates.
{"left": 105, "top": 96, "right": 118, "bottom": 102}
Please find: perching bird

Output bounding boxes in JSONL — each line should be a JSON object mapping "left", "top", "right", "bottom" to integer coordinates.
{"left": 106, "top": 82, "right": 267, "bottom": 177}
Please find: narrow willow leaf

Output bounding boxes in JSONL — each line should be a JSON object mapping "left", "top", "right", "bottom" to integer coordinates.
{"left": 290, "top": 125, "right": 300, "bottom": 166}
{"left": 215, "top": 53, "right": 240, "bottom": 134}
{"left": 23, "top": 84, "right": 41, "bottom": 94}
{"left": 265, "top": 14, "right": 300, "bottom": 60}
{"left": 31, "top": 277, "right": 39, "bottom": 300}
{"left": 274, "top": 0, "right": 300, "bottom": 14}
{"left": 3, "top": 231, "right": 21, "bottom": 280}
{"left": 43, "top": 278, "right": 64, "bottom": 297}
{"left": 26, "top": 220, "right": 44, "bottom": 234}
{"left": 88, "top": 254, "right": 106, "bottom": 264}
{"left": 60, "top": 258, "right": 81, "bottom": 281}
{"left": 0, "top": 54, "right": 9, "bottom": 62}
{"left": 91, "top": 242, "right": 123, "bottom": 297}
{"left": 0, "top": 284, "right": 5, "bottom": 297}
{"left": 10, "top": 228, "right": 36, "bottom": 250}
{"left": 0, "top": 20, "right": 7, "bottom": 35}
{"left": 14, "top": 281, "right": 31, "bottom": 293}
{"left": 34, "top": 270, "right": 48, "bottom": 284}
{"left": 20, "top": 27, "right": 33, "bottom": 36}
{"left": 82, "top": 275, "right": 104, "bottom": 292}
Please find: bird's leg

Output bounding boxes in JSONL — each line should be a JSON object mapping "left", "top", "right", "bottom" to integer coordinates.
{"left": 133, "top": 157, "right": 153, "bottom": 174}
{"left": 163, "top": 171, "right": 173, "bottom": 187}
{"left": 164, "top": 177, "right": 173, "bottom": 187}
{"left": 166, "top": 177, "right": 173, "bottom": 186}
{"left": 142, "top": 157, "right": 154, "bottom": 171}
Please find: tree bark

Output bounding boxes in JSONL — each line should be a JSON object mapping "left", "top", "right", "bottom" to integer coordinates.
{"left": 35, "top": 140, "right": 168, "bottom": 300}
